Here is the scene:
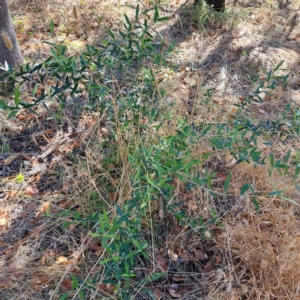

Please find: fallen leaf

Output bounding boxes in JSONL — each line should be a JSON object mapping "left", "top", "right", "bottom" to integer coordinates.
{"left": 172, "top": 277, "right": 186, "bottom": 282}
{"left": 109, "top": 193, "right": 118, "bottom": 202}
{"left": 73, "top": 141, "right": 81, "bottom": 148}
{"left": 36, "top": 212, "right": 45, "bottom": 220}
{"left": 58, "top": 200, "right": 75, "bottom": 209}
{"left": 31, "top": 272, "right": 50, "bottom": 285}
{"left": 98, "top": 283, "right": 115, "bottom": 293}
{"left": 153, "top": 289, "right": 163, "bottom": 299}
{"left": 4, "top": 155, "right": 20, "bottom": 166}
{"left": 172, "top": 177, "right": 183, "bottom": 190}
{"left": 157, "top": 254, "right": 168, "bottom": 271}
{"left": 193, "top": 249, "right": 207, "bottom": 261}
{"left": 4, "top": 248, "right": 14, "bottom": 255}
{"left": 187, "top": 200, "right": 197, "bottom": 211}
{"left": 4, "top": 190, "right": 18, "bottom": 200}
{"left": 25, "top": 186, "right": 39, "bottom": 197}
{"left": 50, "top": 208, "right": 57, "bottom": 215}
{"left": 21, "top": 211, "right": 27, "bottom": 219}
{"left": 203, "top": 262, "right": 216, "bottom": 278}
{"left": 259, "top": 109, "right": 269, "bottom": 116}
{"left": 178, "top": 285, "right": 189, "bottom": 294}
{"left": 107, "top": 163, "right": 116, "bottom": 170}
{"left": 168, "top": 249, "right": 178, "bottom": 262}
{"left": 179, "top": 251, "right": 191, "bottom": 262}
{"left": 61, "top": 277, "right": 72, "bottom": 291}
{"left": 28, "top": 218, "right": 38, "bottom": 225}
{"left": 0, "top": 211, "right": 9, "bottom": 227}
{"left": 17, "top": 114, "right": 26, "bottom": 120}
{"left": 40, "top": 251, "right": 51, "bottom": 265}
{"left": 41, "top": 202, "right": 51, "bottom": 213}
{"left": 168, "top": 284, "right": 182, "bottom": 298}
{"left": 56, "top": 256, "right": 68, "bottom": 264}
{"left": 0, "top": 239, "right": 7, "bottom": 247}
{"left": 26, "top": 202, "right": 38, "bottom": 212}
{"left": 29, "top": 224, "right": 43, "bottom": 237}
{"left": 204, "top": 230, "right": 211, "bottom": 239}
{"left": 0, "top": 277, "right": 12, "bottom": 287}
{"left": 91, "top": 244, "right": 103, "bottom": 256}
{"left": 215, "top": 256, "right": 222, "bottom": 264}
{"left": 217, "top": 173, "right": 227, "bottom": 179}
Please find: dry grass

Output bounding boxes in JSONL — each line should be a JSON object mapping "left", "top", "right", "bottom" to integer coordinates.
{"left": 0, "top": 0, "right": 300, "bottom": 299}
{"left": 218, "top": 199, "right": 300, "bottom": 299}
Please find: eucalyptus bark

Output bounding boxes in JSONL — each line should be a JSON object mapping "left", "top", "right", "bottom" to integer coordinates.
{"left": 0, "top": 0, "right": 23, "bottom": 67}
{"left": 194, "top": 0, "right": 226, "bottom": 12}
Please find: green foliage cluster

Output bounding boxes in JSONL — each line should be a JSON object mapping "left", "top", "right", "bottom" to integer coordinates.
{"left": 1, "top": 3, "right": 299, "bottom": 299}
{"left": 190, "top": 0, "right": 244, "bottom": 29}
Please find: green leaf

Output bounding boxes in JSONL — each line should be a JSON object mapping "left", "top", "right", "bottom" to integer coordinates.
{"left": 125, "top": 250, "right": 136, "bottom": 260}
{"left": 251, "top": 197, "right": 259, "bottom": 212}
{"left": 14, "top": 174, "right": 24, "bottom": 183}
{"left": 103, "top": 233, "right": 117, "bottom": 239}
{"left": 59, "top": 293, "right": 69, "bottom": 300}
{"left": 145, "top": 175, "right": 158, "bottom": 189}
{"left": 248, "top": 183, "right": 254, "bottom": 193}
{"left": 116, "top": 204, "right": 123, "bottom": 216}
{"left": 27, "top": 107, "right": 39, "bottom": 116}
{"left": 8, "top": 110, "right": 18, "bottom": 118}
{"left": 295, "top": 184, "right": 300, "bottom": 193}
{"left": 135, "top": 4, "right": 139, "bottom": 20}
{"left": 269, "top": 153, "right": 274, "bottom": 168}
{"left": 284, "top": 150, "right": 291, "bottom": 162}
{"left": 294, "top": 166, "right": 299, "bottom": 178}
{"left": 101, "top": 38, "right": 109, "bottom": 46}
{"left": 108, "top": 29, "right": 115, "bottom": 40}
{"left": 224, "top": 172, "right": 232, "bottom": 192}
{"left": 14, "top": 85, "right": 21, "bottom": 107}
{"left": 89, "top": 232, "right": 101, "bottom": 237}
{"left": 141, "top": 250, "right": 149, "bottom": 260}
{"left": 32, "top": 84, "right": 38, "bottom": 97}
{"left": 138, "top": 240, "right": 148, "bottom": 251}
{"left": 90, "top": 62, "right": 97, "bottom": 71}
{"left": 184, "top": 160, "right": 200, "bottom": 172}
{"left": 0, "top": 99, "right": 10, "bottom": 110}
{"left": 209, "top": 191, "right": 218, "bottom": 198}
{"left": 154, "top": 6, "right": 159, "bottom": 22}
{"left": 266, "top": 70, "right": 272, "bottom": 82}
{"left": 49, "top": 19, "right": 55, "bottom": 34}
{"left": 268, "top": 190, "right": 283, "bottom": 196}
{"left": 157, "top": 16, "right": 170, "bottom": 22}
{"left": 280, "top": 196, "right": 300, "bottom": 207}
{"left": 99, "top": 256, "right": 122, "bottom": 264}
{"left": 202, "top": 125, "right": 211, "bottom": 136}
{"left": 70, "top": 274, "right": 78, "bottom": 290}
{"left": 132, "top": 238, "right": 140, "bottom": 249}
{"left": 240, "top": 183, "right": 250, "bottom": 195}
{"left": 139, "top": 272, "right": 165, "bottom": 285}
{"left": 124, "top": 14, "right": 131, "bottom": 26}
{"left": 103, "top": 210, "right": 110, "bottom": 227}
{"left": 79, "top": 290, "right": 85, "bottom": 300}
{"left": 155, "top": 163, "right": 165, "bottom": 179}
{"left": 274, "top": 60, "right": 284, "bottom": 72}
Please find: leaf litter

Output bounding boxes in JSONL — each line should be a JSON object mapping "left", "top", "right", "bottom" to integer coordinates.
{"left": 0, "top": 0, "right": 300, "bottom": 299}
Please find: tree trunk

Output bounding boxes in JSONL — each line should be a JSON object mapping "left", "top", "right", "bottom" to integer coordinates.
{"left": 194, "top": 0, "right": 226, "bottom": 12}
{"left": 0, "top": 0, "right": 23, "bottom": 68}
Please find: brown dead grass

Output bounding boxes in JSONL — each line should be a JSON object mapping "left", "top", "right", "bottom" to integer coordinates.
{"left": 218, "top": 199, "right": 300, "bottom": 299}
{"left": 0, "top": 0, "right": 300, "bottom": 299}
